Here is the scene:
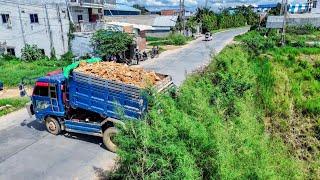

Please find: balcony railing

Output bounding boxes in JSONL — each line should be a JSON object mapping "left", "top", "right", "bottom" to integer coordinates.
{"left": 75, "top": 22, "right": 121, "bottom": 32}
{"left": 81, "top": 0, "right": 104, "bottom": 4}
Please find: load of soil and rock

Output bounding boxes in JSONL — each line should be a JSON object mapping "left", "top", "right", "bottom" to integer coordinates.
{"left": 74, "top": 62, "right": 162, "bottom": 88}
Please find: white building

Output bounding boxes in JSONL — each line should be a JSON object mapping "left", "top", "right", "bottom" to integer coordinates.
{"left": 0, "top": 1, "right": 69, "bottom": 58}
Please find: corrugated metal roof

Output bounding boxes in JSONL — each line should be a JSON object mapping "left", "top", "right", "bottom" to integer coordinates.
{"left": 267, "top": 14, "right": 320, "bottom": 28}
{"left": 153, "top": 16, "right": 177, "bottom": 27}
{"left": 105, "top": 22, "right": 154, "bottom": 31}
{"left": 104, "top": 3, "right": 141, "bottom": 12}
{"left": 258, "top": 3, "right": 278, "bottom": 9}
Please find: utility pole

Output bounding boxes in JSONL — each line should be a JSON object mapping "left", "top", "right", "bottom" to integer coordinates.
{"left": 179, "top": 0, "right": 182, "bottom": 33}
{"left": 182, "top": 0, "right": 186, "bottom": 35}
{"left": 17, "top": 5, "right": 26, "bottom": 46}
{"left": 45, "top": 4, "right": 54, "bottom": 57}
{"left": 57, "top": 4, "right": 66, "bottom": 52}
{"left": 281, "top": 0, "right": 288, "bottom": 46}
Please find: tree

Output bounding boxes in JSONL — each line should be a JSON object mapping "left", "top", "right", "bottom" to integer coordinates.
{"left": 268, "top": 3, "right": 282, "bottom": 15}
{"left": 186, "top": 17, "right": 198, "bottom": 35}
{"left": 235, "top": 5, "right": 259, "bottom": 25}
{"left": 202, "top": 14, "right": 218, "bottom": 32}
{"left": 91, "top": 30, "right": 133, "bottom": 58}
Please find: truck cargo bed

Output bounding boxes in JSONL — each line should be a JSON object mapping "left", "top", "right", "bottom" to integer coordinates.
{"left": 68, "top": 71, "right": 173, "bottom": 119}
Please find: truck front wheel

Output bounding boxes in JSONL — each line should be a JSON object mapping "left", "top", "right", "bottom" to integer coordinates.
{"left": 45, "top": 117, "right": 61, "bottom": 135}
{"left": 103, "top": 127, "right": 119, "bottom": 153}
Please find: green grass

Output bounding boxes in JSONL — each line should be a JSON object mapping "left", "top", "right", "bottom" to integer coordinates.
{"left": 109, "top": 45, "right": 304, "bottom": 179}
{"left": 147, "top": 33, "right": 193, "bottom": 47}
{"left": 0, "top": 58, "right": 71, "bottom": 87}
{"left": 238, "top": 30, "right": 320, "bottom": 177}
{"left": 0, "top": 98, "right": 29, "bottom": 116}
{"left": 146, "top": 36, "right": 166, "bottom": 42}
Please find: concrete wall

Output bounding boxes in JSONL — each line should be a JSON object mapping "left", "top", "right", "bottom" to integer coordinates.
{"left": 312, "top": 1, "right": 320, "bottom": 14}
{"left": 71, "top": 33, "right": 93, "bottom": 57}
{"left": 0, "top": 3, "right": 69, "bottom": 58}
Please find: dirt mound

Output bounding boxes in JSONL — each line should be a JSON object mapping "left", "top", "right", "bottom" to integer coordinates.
{"left": 75, "top": 62, "right": 161, "bottom": 88}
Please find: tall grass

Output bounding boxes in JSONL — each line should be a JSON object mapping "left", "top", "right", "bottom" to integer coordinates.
{"left": 110, "top": 45, "right": 303, "bottom": 179}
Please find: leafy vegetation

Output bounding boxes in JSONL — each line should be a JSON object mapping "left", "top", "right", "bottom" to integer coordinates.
{"left": 21, "top": 44, "right": 45, "bottom": 62}
{"left": 189, "top": 6, "right": 258, "bottom": 33}
{"left": 0, "top": 98, "right": 29, "bottom": 116}
{"left": 91, "top": 30, "right": 133, "bottom": 58}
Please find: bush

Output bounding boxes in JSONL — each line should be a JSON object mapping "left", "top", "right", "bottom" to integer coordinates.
{"left": 167, "top": 33, "right": 187, "bottom": 46}
{"left": 237, "top": 31, "right": 276, "bottom": 54}
{"left": 21, "top": 44, "right": 45, "bottom": 62}
{"left": 60, "top": 51, "right": 74, "bottom": 62}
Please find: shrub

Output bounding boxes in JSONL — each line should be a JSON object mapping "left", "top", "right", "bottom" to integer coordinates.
{"left": 238, "top": 31, "right": 276, "bottom": 54}
{"left": 168, "top": 33, "right": 187, "bottom": 46}
{"left": 60, "top": 51, "right": 74, "bottom": 63}
{"left": 287, "top": 24, "right": 318, "bottom": 35}
{"left": 21, "top": 44, "right": 45, "bottom": 62}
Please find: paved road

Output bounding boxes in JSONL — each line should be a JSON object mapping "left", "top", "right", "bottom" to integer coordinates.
{"left": 0, "top": 27, "right": 248, "bottom": 180}
{"left": 140, "top": 27, "right": 249, "bottom": 85}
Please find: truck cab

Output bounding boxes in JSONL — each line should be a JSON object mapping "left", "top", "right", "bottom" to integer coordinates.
{"left": 31, "top": 73, "right": 66, "bottom": 121}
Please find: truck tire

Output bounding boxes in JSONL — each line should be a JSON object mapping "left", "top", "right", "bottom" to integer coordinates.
{"left": 45, "top": 117, "right": 61, "bottom": 135}
{"left": 103, "top": 127, "right": 119, "bottom": 153}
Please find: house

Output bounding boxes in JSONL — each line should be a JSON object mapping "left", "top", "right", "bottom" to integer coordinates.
{"left": 0, "top": 0, "right": 69, "bottom": 58}
{"left": 71, "top": 22, "right": 152, "bottom": 57}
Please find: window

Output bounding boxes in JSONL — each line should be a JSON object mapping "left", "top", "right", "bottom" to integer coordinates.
{"left": 7, "top": 48, "right": 15, "bottom": 56}
{"left": 30, "top": 14, "right": 39, "bottom": 23}
{"left": 77, "top": 15, "right": 83, "bottom": 22}
{"left": 1, "top": 14, "right": 9, "bottom": 24}
{"left": 40, "top": 49, "right": 45, "bottom": 55}
{"left": 49, "top": 86, "right": 57, "bottom": 98}
{"left": 313, "top": 1, "right": 317, "bottom": 8}
{"left": 34, "top": 86, "right": 49, "bottom": 97}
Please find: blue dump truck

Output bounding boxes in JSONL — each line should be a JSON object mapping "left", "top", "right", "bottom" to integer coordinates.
{"left": 22, "top": 62, "right": 173, "bottom": 152}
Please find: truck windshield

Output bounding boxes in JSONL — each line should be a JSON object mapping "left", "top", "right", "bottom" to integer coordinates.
{"left": 34, "top": 86, "right": 49, "bottom": 97}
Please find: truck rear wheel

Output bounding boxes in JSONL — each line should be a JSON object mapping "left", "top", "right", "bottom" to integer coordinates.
{"left": 103, "top": 127, "right": 119, "bottom": 153}
{"left": 45, "top": 117, "right": 61, "bottom": 135}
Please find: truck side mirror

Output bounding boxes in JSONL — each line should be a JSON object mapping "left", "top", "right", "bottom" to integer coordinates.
{"left": 19, "top": 83, "right": 27, "bottom": 97}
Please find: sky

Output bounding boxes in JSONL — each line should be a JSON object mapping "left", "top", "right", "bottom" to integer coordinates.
{"left": 117, "top": 0, "right": 306, "bottom": 11}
